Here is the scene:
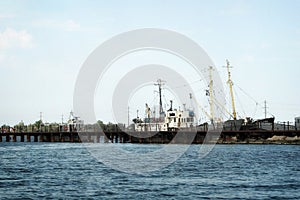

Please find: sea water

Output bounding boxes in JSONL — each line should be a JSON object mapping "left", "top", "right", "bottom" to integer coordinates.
{"left": 0, "top": 143, "right": 299, "bottom": 199}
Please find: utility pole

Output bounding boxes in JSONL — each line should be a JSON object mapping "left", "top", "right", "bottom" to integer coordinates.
{"left": 61, "top": 114, "right": 64, "bottom": 124}
{"left": 127, "top": 106, "right": 130, "bottom": 127}
{"left": 40, "top": 112, "right": 43, "bottom": 122}
{"left": 264, "top": 100, "right": 268, "bottom": 118}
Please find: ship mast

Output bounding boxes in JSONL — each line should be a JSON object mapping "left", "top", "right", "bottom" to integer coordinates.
{"left": 226, "top": 60, "right": 237, "bottom": 120}
{"left": 154, "top": 79, "right": 165, "bottom": 116}
{"left": 209, "top": 66, "right": 214, "bottom": 123}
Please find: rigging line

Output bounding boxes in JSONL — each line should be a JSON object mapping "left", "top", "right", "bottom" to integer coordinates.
{"left": 212, "top": 96, "right": 234, "bottom": 119}
{"left": 192, "top": 98, "right": 211, "bottom": 119}
{"left": 234, "top": 83, "right": 277, "bottom": 118}
{"left": 212, "top": 100, "right": 231, "bottom": 120}
{"left": 253, "top": 102, "right": 258, "bottom": 118}
{"left": 235, "top": 83, "right": 259, "bottom": 105}
{"left": 233, "top": 87, "right": 246, "bottom": 117}
{"left": 173, "top": 78, "right": 205, "bottom": 89}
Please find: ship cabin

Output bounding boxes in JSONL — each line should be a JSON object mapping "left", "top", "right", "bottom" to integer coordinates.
{"left": 165, "top": 109, "right": 195, "bottom": 131}
{"left": 134, "top": 100, "right": 196, "bottom": 132}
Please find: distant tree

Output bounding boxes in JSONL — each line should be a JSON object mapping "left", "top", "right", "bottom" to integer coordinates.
{"left": 34, "top": 120, "right": 43, "bottom": 131}
{"left": 97, "top": 120, "right": 106, "bottom": 131}
{"left": 1, "top": 124, "right": 10, "bottom": 133}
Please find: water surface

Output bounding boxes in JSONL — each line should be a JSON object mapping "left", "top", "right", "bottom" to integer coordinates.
{"left": 0, "top": 143, "right": 299, "bottom": 199}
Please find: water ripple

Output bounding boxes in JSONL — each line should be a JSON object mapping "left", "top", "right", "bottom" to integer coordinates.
{"left": 0, "top": 143, "right": 299, "bottom": 199}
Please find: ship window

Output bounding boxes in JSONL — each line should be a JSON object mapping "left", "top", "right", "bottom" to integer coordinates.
{"left": 179, "top": 118, "right": 181, "bottom": 123}
{"left": 169, "top": 113, "right": 175, "bottom": 117}
{"left": 174, "top": 118, "right": 176, "bottom": 122}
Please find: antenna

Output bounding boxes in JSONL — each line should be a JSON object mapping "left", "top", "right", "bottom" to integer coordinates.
{"left": 40, "top": 112, "right": 43, "bottom": 122}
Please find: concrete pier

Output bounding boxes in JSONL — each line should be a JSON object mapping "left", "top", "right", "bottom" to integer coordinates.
{"left": 0, "top": 130, "right": 299, "bottom": 144}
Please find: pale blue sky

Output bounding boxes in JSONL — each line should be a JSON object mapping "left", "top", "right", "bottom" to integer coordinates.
{"left": 0, "top": 0, "right": 299, "bottom": 125}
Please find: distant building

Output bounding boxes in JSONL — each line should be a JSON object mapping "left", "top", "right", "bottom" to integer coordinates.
{"left": 296, "top": 117, "right": 300, "bottom": 130}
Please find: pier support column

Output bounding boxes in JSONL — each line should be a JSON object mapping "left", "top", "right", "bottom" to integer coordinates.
{"left": 21, "top": 135, "right": 24, "bottom": 142}
{"left": 115, "top": 134, "right": 118, "bottom": 143}
{"left": 118, "top": 134, "right": 121, "bottom": 143}
{"left": 87, "top": 134, "right": 91, "bottom": 143}
{"left": 27, "top": 134, "right": 31, "bottom": 142}
{"left": 0, "top": 136, "right": 2, "bottom": 142}
{"left": 70, "top": 133, "right": 74, "bottom": 143}
{"left": 110, "top": 133, "right": 114, "bottom": 143}
{"left": 39, "top": 134, "right": 43, "bottom": 142}
{"left": 34, "top": 135, "right": 38, "bottom": 142}
{"left": 13, "top": 135, "right": 17, "bottom": 142}
{"left": 6, "top": 135, "right": 10, "bottom": 142}
{"left": 60, "top": 133, "right": 65, "bottom": 142}
{"left": 104, "top": 135, "right": 109, "bottom": 143}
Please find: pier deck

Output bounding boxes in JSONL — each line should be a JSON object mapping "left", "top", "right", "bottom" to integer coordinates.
{"left": 1, "top": 130, "right": 300, "bottom": 144}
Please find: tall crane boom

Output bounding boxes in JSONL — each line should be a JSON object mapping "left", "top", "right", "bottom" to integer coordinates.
{"left": 226, "top": 60, "right": 237, "bottom": 120}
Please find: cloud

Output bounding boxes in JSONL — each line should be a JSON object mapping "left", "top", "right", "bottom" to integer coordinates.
{"left": 32, "top": 19, "right": 81, "bottom": 32}
{"left": 0, "top": 28, "right": 33, "bottom": 49}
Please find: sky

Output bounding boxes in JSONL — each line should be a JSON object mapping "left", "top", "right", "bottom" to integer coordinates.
{"left": 0, "top": 0, "right": 299, "bottom": 125}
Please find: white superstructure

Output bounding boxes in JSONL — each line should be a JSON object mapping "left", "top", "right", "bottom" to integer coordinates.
{"left": 296, "top": 117, "right": 300, "bottom": 130}
{"left": 134, "top": 103, "right": 196, "bottom": 132}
